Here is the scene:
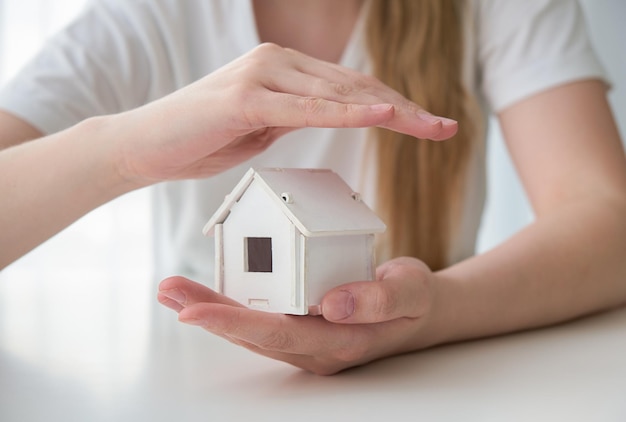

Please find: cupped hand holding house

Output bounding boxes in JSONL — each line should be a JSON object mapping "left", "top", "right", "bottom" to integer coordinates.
{"left": 157, "top": 255, "right": 436, "bottom": 376}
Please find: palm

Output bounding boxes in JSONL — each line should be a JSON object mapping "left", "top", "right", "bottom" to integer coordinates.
{"left": 162, "top": 127, "right": 293, "bottom": 181}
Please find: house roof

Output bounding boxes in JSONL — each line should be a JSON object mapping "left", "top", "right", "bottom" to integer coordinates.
{"left": 203, "top": 168, "right": 386, "bottom": 237}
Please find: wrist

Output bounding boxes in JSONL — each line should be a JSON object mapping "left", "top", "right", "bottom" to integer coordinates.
{"left": 415, "top": 270, "right": 463, "bottom": 349}
{"left": 71, "top": 114, "right": 148, "bottom": 196}
{"left": 83, "top": 112, "right": 155, "bottom": 192}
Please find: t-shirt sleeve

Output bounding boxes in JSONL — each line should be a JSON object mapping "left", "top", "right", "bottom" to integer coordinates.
{"left": 476, "top": 0, "right": 608, "bottom": 113}
{"left": 0, "top": 0, "right": 158, "bottom": 135}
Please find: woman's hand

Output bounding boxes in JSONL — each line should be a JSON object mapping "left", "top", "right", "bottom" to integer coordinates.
{"left": 157, "top": 257, "right": 439, "bottom": 375}
{"left": 114, "top": 43, "right": 457, "bottom": 187}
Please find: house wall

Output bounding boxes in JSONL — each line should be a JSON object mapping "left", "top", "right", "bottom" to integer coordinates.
{"left": 304, "top": 234, "right": 375, "bottom": 306}
{"left": 222, "top": 180, "right": 302, "bottom": 313}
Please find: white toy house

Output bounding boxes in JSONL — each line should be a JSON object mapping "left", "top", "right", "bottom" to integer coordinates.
{"left": 202, "top": 168, "right": 386, "bottom": 315}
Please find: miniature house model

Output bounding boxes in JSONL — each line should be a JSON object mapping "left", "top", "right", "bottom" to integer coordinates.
{"left": 202, "top": 168, "right": 386, "bottom": 315}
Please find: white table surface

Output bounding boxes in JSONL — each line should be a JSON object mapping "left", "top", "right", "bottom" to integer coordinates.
{"left": 1, "top": 270, "right": 625, "bottom": 422}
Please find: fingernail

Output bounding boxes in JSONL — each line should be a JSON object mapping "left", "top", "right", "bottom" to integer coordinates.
{"left": 416, "top": 110, "right": 440, "bottom": 124}
{"left": 417, "top": 110, "right": 456, "bottom": 125}
{"left": 439, "top": 117, "right": 458, "bottom": 126}
{"left": 369, "top": 103, "right": 393, "bottom": 112}
{"left": 308, "top": 304, "right": 322, "bottom": 316}
{"left": 159, "top": 288, "right": 186, "bottom": 305}
{"left": 158, "top": 295, "right": 184, "bottom": 312}
{"left": 323, "top": 290, "right": 355, "bottom": 321}
{"left": 179, "top": 316, "right": 204, "bottom": 326}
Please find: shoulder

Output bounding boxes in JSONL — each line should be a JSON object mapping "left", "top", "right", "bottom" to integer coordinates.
{"left": 468, "top": 0, "right": 607, "bottom": 113}
{"left": 83, "top": 0, "right": 218, "bottom": 34}
{"left": 471, "top": 0, "right": 582, "bottom": 32}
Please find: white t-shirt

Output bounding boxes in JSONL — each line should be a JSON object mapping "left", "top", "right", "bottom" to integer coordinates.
{"left": 0, "top": 0, "right": 606, "bottom": 282}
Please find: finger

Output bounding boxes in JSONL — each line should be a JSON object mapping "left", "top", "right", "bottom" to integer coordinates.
{"left": 265, "top": 94, "right": 456, "bottom": 141}
{"left": 263, "top": 68, "right": 393, "bottom": 107}
{"left": 157, "top": 276, "right": 244, "bottom": 309}
{"left": 381, "top": 108, "right": 458, "bottom": 141}
{"left": 156, "top": 282, "right": 325, "bottom": 371}
{"left": 262, "top": 70, "right": 458, "bottom": 141}
{"left": 242, "top": 44, "right": 457, "bottom": 140}
{"left": 248, "top": 95, "right": 396, "bottom": 129}
{"left": 177, "top": 298, "right": 417, "bottom": 375}
{"left": 283, "top": 46, "right": 405, "bottom": 104}
{"left": 321, "top": 263, "right": 431, "bottom": 324}
{"left": 178, "top": 302, "right": 363, "bottom": 356}
{"left": 279, "top": 51, "right": 459, "bottom": 139}
{"left": 157, "top": 293, "right": 184, "bottom": 313}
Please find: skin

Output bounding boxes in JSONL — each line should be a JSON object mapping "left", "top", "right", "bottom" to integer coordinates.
{"left": 3, "top": 1, "right": 626, "bottom": 375}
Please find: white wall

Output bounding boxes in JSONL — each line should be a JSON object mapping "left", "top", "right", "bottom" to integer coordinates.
{"left": 581, "top": 0, "right": 626, "bottom": 138}
{"left": 0, "top": 0, "right": 87, "bottom": 81}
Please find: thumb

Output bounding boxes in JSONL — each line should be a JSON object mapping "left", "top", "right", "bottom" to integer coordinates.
{"left": 321, "top": 257, "right": 434, "bottom": 324}
{"left": 321, "top": 261, "right": 431, "bottom": 324}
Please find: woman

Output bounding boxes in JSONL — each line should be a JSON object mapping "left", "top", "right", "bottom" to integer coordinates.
{"left": 1, "top": 0, "right": 625, "bottom": 375}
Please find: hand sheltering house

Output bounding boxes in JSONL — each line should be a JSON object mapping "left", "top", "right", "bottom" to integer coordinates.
{"left": 203, "top": 168, "right": 386, "bottom": 315}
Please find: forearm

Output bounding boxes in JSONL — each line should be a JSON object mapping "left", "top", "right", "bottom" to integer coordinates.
{"left": 428, "top": 195, "right": 626, "bottom": 347}
{"left": 0, "top": 115, "right": 138, "bottom": 268}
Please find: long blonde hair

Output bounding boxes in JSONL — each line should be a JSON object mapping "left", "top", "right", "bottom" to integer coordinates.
{"left": 366, "top": 0, "right": 483, "bottom": 270}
